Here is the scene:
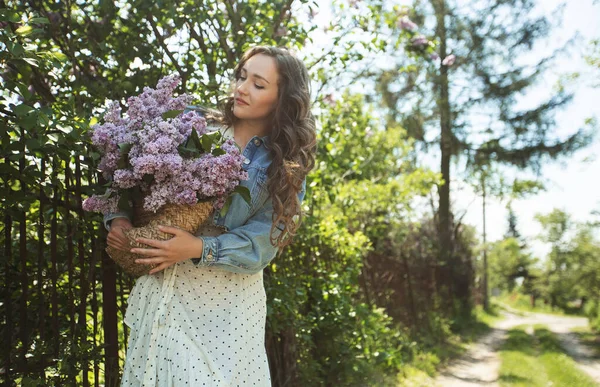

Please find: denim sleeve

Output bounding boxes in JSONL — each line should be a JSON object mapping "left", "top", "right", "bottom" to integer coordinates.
{"left": 103, "top": 211, "right": 132, "bottom": 232}
{"left": 192, "top": 178, "right": 307, "bottom": 274}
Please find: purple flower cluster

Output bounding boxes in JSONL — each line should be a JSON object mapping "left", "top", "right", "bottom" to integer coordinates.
{"left": 442, "top": 54, "right": 456, "bottom": 66}
{"left": 83, "top": 75, "right": 248, "bottom": 215}
{"left": 81, "top": 189, "right": 121, "bottom": 214}
{"left": 397, "top": 16, "right": 417, "bottom": 31}
{"left": 393, "top": 11, "right": 439, "bottom": 62}
{"left": 411, "top": 35, "right": 429, "bottom": 47}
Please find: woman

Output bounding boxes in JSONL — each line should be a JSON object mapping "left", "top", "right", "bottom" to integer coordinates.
{"left": 104, "top": 46, "right": 317, "bottom": 386}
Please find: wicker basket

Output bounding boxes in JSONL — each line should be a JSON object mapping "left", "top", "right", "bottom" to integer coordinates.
{"left": 105, "top": 200, "right": 215, "bottom": 277}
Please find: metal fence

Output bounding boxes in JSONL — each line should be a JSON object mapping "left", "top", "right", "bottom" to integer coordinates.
{"left": 1, "top": 150, "right": 131, "bottom": 386}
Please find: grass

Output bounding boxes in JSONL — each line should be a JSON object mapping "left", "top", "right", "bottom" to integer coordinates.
{"left": 476, "top": 302, "right": 504, "bottom": 326}
{"left": 498, "top": 324, "right": 598, "bottom": 387}
{"left": 494, "top": 292, "right": 585, "bottom": 317}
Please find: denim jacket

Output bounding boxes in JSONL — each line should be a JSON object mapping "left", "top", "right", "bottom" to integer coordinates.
{"left": 103, "top": 106, "right": 307, "bottom": 274}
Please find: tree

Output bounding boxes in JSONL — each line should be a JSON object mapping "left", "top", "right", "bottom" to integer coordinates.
{"left": 534, "top": 209, "right": 575, "bottom": 309}
{"left": 534, "top": 209, "right": 600, "bottom": 318}
{"left": 488, "top": 237, "right": 536, "bottom": 292}
{"left": 374, "top": 0, "right": 592, "bottom": 311}
{"left": 505, "top": 204, "right": 521, "bottom": 241}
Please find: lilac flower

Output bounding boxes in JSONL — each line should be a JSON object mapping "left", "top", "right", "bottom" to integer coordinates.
{"left": 113, "top": 169, "right": 139, "bottom": 189}
{"left": 323, "top": 94, "right": 336, "bottom": 107}
{"left": 103, "top": 101, "right": 126, "bottom": 125}
{"left": 213, "top": 196, "right": 227, "bottom": 210}
{"left": 84, "top": 75, "right": 247, "bottom": 215}
{"left": 442, "top": 54, "right": 456, "bottom": 66}
{"left": 98, "top": 151, "right": 120, "bottom": 179}
{"left": 411, "top": 35, "right": 429, "bottom": 47}
{"left": 430, "top": 52, "right": 440, "bottom": 61}
{"left": 349, "top": 0, "right": 360, "bottom": 8}
{"left": 82, "top": 192, "right": 120, "bottom": 214}
{"left": 397, "top": 16, "right": 417, "bottom": 31}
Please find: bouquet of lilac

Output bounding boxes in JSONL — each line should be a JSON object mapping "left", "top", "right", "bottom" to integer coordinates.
{"left": 83, "top": 75, "right": 249, "bottom": 276}
{"left": 83, "top": 74, "right": 249, "bottom": 216}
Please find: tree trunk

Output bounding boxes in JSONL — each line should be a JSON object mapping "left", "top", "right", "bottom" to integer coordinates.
{"left": 482, "top": 174, "right": 489, "bottom": 311}
{"left": 432, "top": 0, "right": 454, "bottom": 282}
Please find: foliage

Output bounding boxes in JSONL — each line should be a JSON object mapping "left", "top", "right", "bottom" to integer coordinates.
{"left": 492, "top": 208, "right": 600, "bottom": 328}
{"left": 488, "top": 237, "right": 536, "bottom": 292}
{"left": 267, "top": 91, "right": 442, "bottom": 385}
{"left": 585, "top": 39, "right": 600, "bottom": 86}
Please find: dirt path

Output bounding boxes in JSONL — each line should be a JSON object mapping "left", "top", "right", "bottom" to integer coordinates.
{"left": 433, "top": 309, "right": 600, "bottom": 386}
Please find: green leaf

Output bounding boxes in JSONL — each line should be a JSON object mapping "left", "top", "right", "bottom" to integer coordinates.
{"left": 25, "top": 138, "right": 40, "bottom": 151}
{"left": 219, "top": 196, "right": 233, "bottom": 217}
{"left": 117, "top": 143, "right": 131, "bottom": 169}
{"left": 30, "top": 17, "right": 50, "bottom": 24}
{"left": 201, "top": 133, "right": 213, "bottom": 152}
{"left": 177, "top": 144, "right": 200, "bottom": 158}
{"left": 0, "top": 10, "right": 21, "bottom": 23}
{"left": 200, "top": 131, "right": 222, "bottom": 152}
{"left": 19, "top": 114, "right": 38, "bottom": 130}
{"left": 22, "top": 57, "right": 38, "bottom": 67}
{"left": 0, "top": 163, "right": 19, "bottom": 175}
{"left": 9, "top": 42, "right": 24, "bottom": 56}
{"left": 15, "top": 25, "right": 33, "bottom": 36}
{"left": 211, "top": 147, "right": 226, "bottom": 156}
{"left": 16, "top": 84, "right": 32, "bottom": 100}
{"left": 50, "top": 52, "right": 67, "bottom": 62}
{"left": 118, "top": 142, "right": 132, "bottom": 153}
{"left": 38, "top": 112, "right": 50, "bottom": 126}
{"left": 13, "top": 104, "right": 35, "bottom": 117}
{"left": 190, "top": 128, "right": 202, "bottom": 150}
{"left": 232, "top": 185, "right": 251, "bottom": 205}
{"left": 161, "top": 109, "right": 183, "bottom": 120}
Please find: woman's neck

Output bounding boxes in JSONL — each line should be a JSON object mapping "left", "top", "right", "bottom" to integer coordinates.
{"left": 233, "top": 119, "right": 269, "bottom": 151}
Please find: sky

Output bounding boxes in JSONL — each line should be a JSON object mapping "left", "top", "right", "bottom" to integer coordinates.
{"left": 299, "top": 0, "right": 600, "bottom": 260}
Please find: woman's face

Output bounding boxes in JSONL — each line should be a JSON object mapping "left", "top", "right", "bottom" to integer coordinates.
{"left": 232, "top": 53, "right": 280, "bottom": 123}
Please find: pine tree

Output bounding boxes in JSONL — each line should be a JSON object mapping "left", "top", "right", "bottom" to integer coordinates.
{"left": 505, "top": 203, "right": 521, "bottom": 239}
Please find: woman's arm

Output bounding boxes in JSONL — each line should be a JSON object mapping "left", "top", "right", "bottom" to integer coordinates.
{"left": 191, "top": 179, "right": 307, "bottom": 275}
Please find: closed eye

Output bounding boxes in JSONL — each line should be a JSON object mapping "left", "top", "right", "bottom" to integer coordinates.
{"left": 237, "top": 74, "right": 265, "bottom": 89}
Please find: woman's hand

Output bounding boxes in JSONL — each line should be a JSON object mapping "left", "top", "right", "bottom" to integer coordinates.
{"left": 107, "top": 218, "right": 134, "bottom": 252}
{"left": 131, "top": 225, "right": 204, "bottom": 275}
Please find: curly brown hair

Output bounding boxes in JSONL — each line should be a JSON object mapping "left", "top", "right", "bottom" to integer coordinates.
{"left": 213, "top": 46, "right": 317, "bottom": 250}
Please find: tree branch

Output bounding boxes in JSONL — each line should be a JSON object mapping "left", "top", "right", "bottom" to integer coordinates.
{"left": 147, "top": 13, "right": 186, "bottom": 84}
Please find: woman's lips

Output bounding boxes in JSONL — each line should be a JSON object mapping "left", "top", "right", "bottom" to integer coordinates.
{"left": 235, "top": 98, "right": 249, "bottom": 106}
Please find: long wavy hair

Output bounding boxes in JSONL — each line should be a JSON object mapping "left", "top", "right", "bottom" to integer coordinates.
{"left": 212, "top": 46, "right": 317, "bottom": 250}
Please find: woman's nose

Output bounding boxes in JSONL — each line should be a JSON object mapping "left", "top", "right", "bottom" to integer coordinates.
{"left": 237, "top": 80, "right": 249, "bottom": 95}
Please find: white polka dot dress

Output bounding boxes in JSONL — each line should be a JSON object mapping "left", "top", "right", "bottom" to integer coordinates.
{"left": 120, "top": 260, "right": 271, "bottom": 386}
